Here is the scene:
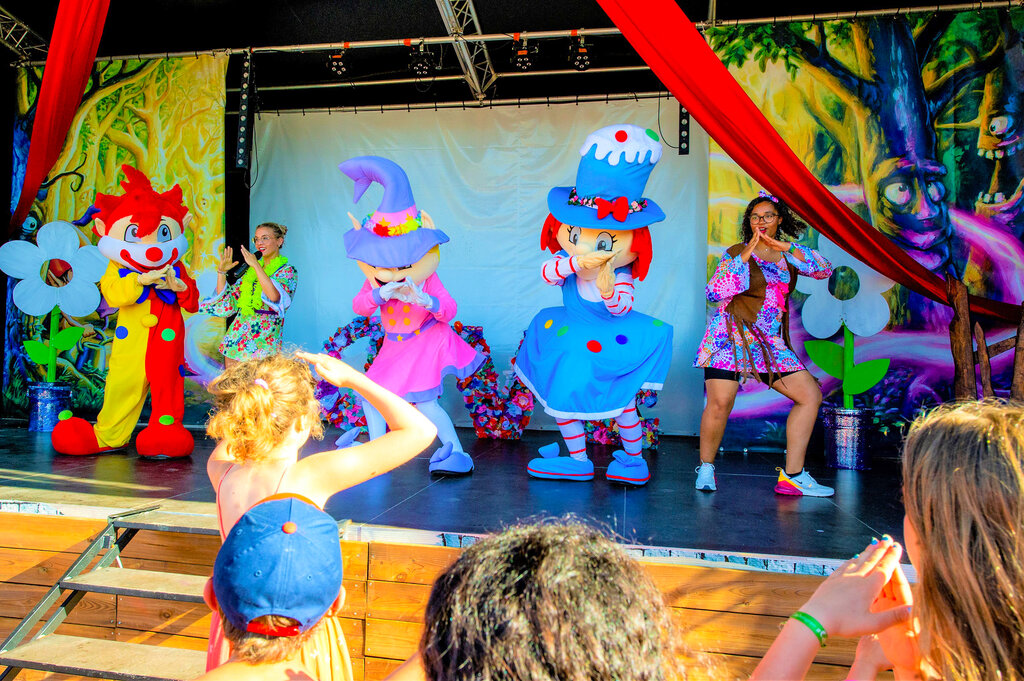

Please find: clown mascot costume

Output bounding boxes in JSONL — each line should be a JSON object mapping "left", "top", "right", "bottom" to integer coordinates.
{"left": 340, "top": 156, "right": 484, "bottom": 475}
{"left": 51, "top": 166, "right": 199, "bottom": 458}
{"left": 514, "top": 125, "right": 673, "bottom": 486}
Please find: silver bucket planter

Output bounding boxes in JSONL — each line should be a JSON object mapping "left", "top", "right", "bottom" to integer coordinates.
{"left": 821, "top": 405, "right": 871, "bottom": 470}
{"left": 28, "top": 382, "right": 73, "bottom": 432}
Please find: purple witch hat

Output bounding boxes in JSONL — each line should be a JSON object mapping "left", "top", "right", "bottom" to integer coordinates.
{"left": 340, "top": 156, "right": 449, "bottom": 267}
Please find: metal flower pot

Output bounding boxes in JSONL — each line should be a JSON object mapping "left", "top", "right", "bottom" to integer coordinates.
{"left": 28, "top": 382, "right": 73, "bottom": 432}
{"left": 820, "top": 405, "right": 871, "bottom": 470}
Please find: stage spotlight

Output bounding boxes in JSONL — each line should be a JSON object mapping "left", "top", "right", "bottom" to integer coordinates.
{"left": 512, "top": 37, "right": 535, "bottom": 72}
{"left": 409, "top": 43, "right": 435, "bottom": 78}
{"left": 569, "top": 36, "right": 590, "bottom": 71}
{"left": 326, "top": 51, "right": 347, "bottom": 76}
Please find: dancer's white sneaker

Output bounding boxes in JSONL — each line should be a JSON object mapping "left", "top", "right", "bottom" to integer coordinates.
{"left": 774, "top": 468, "right": 834, "bottom": 497}
{"left": 695, "top": 462, "right": 717, "bottom": 491}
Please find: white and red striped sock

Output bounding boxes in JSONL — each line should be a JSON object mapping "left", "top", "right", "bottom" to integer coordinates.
{"left": 615, "top": 403, "right": 643, "bottom": 456}
{"left": 556, "top": 419, "right": 588, "bottom": 461}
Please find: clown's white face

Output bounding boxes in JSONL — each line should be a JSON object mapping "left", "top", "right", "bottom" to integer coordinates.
{"left": 95, "top": 213, "right": 192, "bottom": 273}
{"left": 555, "top": 223, "right": 636, "bottom": 280}
{"left": 357, "top": 249, "right": 440, "bottom": 287}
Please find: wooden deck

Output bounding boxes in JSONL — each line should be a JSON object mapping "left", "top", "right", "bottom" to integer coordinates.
{"left": 0, "top": 510, "right": 889, "bottom": 681}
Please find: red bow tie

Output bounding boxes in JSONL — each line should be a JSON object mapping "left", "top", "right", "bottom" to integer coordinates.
{"left": 595, "top": 196, "right": 630, "bottom": 222}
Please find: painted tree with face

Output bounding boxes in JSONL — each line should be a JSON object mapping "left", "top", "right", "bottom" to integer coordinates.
{"left": 339, "top": 156, "right": 484, "bottom": 475}
{"left": 51, "top": 165, "right": 200, "bottom": 457}
{"left": 513, "top": 125, "right": 673, "bottom": 486}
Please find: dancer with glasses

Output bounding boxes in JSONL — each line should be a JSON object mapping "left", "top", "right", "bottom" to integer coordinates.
{"left": 201, "top": 222, "right": 298, "bottom": 367}
{"left": 693, "top": 192, "right": 834, "bottom": 496}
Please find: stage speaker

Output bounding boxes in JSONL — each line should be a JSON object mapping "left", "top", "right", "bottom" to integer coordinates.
{"left": 679, "top": 105, "right": 690, "bottom": 156}
{"left": 235, "top": 50, "right": 255, "bottom": 170}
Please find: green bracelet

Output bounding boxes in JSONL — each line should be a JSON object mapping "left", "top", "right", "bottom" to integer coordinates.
{"left": 790, "top": 611, "right": 828, "bottom": 646}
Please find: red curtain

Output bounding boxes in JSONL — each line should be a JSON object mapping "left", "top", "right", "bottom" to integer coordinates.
{"left": 596, "top": 0, "right": 1020, "bottom": 324}
{"left": 10, "top": 0, "right": 110, "bottom": 233}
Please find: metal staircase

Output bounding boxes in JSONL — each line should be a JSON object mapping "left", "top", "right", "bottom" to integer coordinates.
{"left": 0, "top": 506, "right": 218, "bottom": 681}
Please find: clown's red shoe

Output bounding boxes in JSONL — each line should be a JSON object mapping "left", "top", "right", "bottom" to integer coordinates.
{"left": 136, "top": 421, "right": 194, "bottom": 459}
{"left": 51, "top": 417, "right": 128, "bottom": 456}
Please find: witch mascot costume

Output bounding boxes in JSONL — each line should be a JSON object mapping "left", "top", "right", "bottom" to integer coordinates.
{"left": 340, "top": 156, "right": 484, "bottom": 475}
{"left": 514, "top": 124, "right": 673, "bottom": 486}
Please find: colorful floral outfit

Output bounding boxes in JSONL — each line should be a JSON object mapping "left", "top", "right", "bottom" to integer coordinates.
{"left": 200, "top": 261, "right": 297, "bottom": 361}
{"left": 694, "top": 244, "right": 831, "bottom": 374}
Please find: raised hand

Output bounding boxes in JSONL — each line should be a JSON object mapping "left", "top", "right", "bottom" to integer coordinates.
{"left": 158, "top": 266, "right": 187, "bottom": 292}
{"left": 296, "top": 351, "right": 360, "bottom": 389}
{"left": 740, "top": 229, "right": 761, "bottom": 263}
{"left": 138, "top": 265, "right": 169, "bottom": 287}
{"left": 378, "top": 280, "right": 405, "bottom": 302}
{"left": 576, "top": 250, "right": 615, "bottom": 271}
{"left": 760, "top": 232, "right": 794, "bottom": 253}
{"left": 239, "top": 246, "right": 261, "bottom": 269}
{"left": 218, "top": 247, "right": 237, "bottom": 274}
{"left": 406, "top": 278, "right": 433, "bottom": 308}
{"left": 798, "top": 537, "right": 912, "bottom": 639}
{"left": 596, "top": 260, "right": 615, "bottom": 297}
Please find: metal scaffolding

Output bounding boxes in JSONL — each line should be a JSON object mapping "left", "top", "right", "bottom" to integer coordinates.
{"left": 0, "top": 5, "right": 46, "bottom": 61}
{"left": 433, "top": 0, "right": 499, "bottom": 100}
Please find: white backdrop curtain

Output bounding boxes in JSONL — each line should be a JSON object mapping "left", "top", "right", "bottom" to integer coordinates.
{"left": 249, "top": 99, "right": 708, "bottom": 435}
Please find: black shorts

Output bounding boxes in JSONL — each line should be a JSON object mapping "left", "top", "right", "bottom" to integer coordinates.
{"left": 703, "top": 367, "right": 798, "bottom": 385}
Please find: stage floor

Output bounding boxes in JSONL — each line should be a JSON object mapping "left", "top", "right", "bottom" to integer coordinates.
{"left": 0, "top": 424, "right": 905, "bottom": 562}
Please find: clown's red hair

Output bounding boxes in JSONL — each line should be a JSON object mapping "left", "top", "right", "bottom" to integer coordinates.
{"left": 540, "top": 214, "right": 652, "bottom": 281}
{"left": 93, "top": 165, "right": 189, "bottom": 238}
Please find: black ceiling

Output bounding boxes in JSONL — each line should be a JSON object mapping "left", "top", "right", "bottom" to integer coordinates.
{"left": 1, "top": 0, "right": 988, "bottom": 111}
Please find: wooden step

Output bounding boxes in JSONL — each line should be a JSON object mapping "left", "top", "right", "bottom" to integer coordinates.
{"left": 0, "top": 634, "right": 206, "bottom": 681}
{"left": 113, "top": 511, "right": 219, "bottom": 536}
{"left": 61, "top": 567, "right": 206, "bottom": 603}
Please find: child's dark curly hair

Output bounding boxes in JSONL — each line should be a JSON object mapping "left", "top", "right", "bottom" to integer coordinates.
{"left": 740, "top": 194, "right": 808, "bottom": 243}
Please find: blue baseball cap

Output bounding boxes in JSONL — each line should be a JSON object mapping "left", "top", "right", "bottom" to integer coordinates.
{"left": 213, "top": 496, "right": 343, "bottom": 636}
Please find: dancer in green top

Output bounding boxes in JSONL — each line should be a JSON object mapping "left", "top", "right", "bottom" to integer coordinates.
{"left": 201, "top": 222, "right": 298, "bottom": 367}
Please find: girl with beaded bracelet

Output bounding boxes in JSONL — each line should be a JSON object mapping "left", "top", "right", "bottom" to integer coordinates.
{"left": 201, "top": 222, "right": 298, "bottom": 366}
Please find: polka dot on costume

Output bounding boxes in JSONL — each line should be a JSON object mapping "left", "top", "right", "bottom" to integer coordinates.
{"left": 115, "top": 326, "right": 129, "bottom": 339}
{"left": 616, "top": 334, "right": 628, "bottom": 345}
{"left": 388, "top": 306, "right": 394, "bottom": 313}
{"left": 403, "top": 305, "right": 410, "bottom": 313}
{"left": 58, "top": 410, "right": 72, "bottom": 421}
{"left": 160, "top": 328, "right": 176, "bottom": 342}
{"left": 587, "top": 340, "right": 602, "bottom": 353}
{"left": 403, "top": 318, "right": 410, "bottom": 326}
{"left": 557, "top": 325, "right": 569, "bottom": 337}
{"left": 652, "top": 319, "right": 664, "bottom": 327}
{"left": 615, "top": 129, "right": 628, "bottom": 142}
{"left": 645, "top": 128, "right": 659, "bottom": 141}
{"left": 158, "top": 415, "right": 174, "bottom": 426}
{"left": 544, "top": 319, "right": 553, "bottom": 329}
{"left": 388, "top": 319, "right": 396, "bottom": 327}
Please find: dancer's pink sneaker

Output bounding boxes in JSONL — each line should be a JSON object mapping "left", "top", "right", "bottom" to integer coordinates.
{"left": 774, "top": 468, "right": 834, "bottom": 497}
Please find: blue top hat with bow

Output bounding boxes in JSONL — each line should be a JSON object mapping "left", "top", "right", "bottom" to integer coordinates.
{"left": 547, "top": 124, "right": 665, "bottom": 230}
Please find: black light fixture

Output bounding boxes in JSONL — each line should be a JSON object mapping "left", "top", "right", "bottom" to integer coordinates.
{"left": 679, "top": 105, "right": 690, "bottom": 156}
{"left": 512, "top": 34, "right": 535, "bottom": 72}
{"left": 235, "top": 49, "right": 255, "bottom": 170}
{"left": 326, "top": 51, "right": 347, "bottom": 76}
{"left": 569, "top": 36, "right": 590, "bottom": 71}
{"left": 409, "top": 42, "right": 435, "bottom": 78}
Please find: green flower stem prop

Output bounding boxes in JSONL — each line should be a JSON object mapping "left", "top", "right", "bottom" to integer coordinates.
{"left": 22, "top": 306, "right": 84, "bottom": 383}
{"left": 804, "top": 324, "right": 890, "bottom": 409}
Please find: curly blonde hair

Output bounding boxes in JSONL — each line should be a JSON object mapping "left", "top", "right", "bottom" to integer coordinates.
{"left": 902, "top": 400, "right": 1024, "bottom": 681}
{"left": 206, "top": 354, "right": 324, "bottom": 463}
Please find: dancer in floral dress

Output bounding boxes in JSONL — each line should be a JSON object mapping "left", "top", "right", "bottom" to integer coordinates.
{"left": 693, "top": 192, "right": 834, "bottom": 496}
{"left": 201, "top": 222, "right": 297, "bottom": 366}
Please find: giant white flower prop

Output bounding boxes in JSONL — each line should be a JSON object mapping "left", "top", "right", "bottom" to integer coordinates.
{"left": 0, "top": 221, "right": 107, "bottom": 383}
{"left": 797, "top": 236, "right": 895, "bottom": 408}
{"left": 0, "top": 221, "right": 106, "bottom": 317}
{"left": 796, "top": 236, "right": 895, "bottom": 339}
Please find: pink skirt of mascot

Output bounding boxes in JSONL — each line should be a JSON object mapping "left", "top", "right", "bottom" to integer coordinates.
{"left": 339, "top": 156, "right": 484, "bottom": 475}
{"left": 514, "top": 124, "right": 673, "bottom": 486}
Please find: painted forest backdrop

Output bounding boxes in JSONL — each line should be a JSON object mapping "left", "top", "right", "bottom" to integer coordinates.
{"left": 707, "top": 8, "right": 1024, "bottom": 450}
{"left": 5, "top": 55, "right": 227, "bottom": 419}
